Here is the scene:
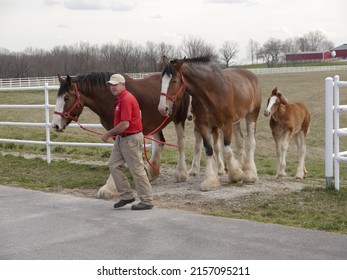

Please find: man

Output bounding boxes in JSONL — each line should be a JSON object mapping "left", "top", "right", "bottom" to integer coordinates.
{"left": 101, "top": 74, "right": 153, "bottom": 210}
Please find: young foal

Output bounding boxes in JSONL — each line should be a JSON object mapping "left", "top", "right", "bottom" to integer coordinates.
{"left": 264, "top": 87, "right": 311, "bottom": 179}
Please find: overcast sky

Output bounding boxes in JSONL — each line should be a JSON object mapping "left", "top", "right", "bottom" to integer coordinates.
{"left": 1, "top": 0, "right": 346, "bottom": 63}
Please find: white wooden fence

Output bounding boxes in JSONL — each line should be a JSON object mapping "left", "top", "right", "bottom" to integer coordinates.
{"left": 0, "top": 73, "right": 154, "bottom": 88}
{"left": 325, "top": 75, "right": 347, "bottom": 190}
{"left": 0, "top": 84, "right": 113, "bottom": 163}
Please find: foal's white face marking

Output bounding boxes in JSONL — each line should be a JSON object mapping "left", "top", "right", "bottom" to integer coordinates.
{"left": 264, "top": 96, "right": 278, "bottom": 117}
{"left": 158, "top": 74, "right": 172, "bottom": 116}
{"left": 51, "top": 95, "right": 66, "bottom": 131}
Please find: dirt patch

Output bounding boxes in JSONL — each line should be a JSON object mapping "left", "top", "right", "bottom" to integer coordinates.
{"left": 60, "top": 167, "right": 308, "bottom": 213}
{"left": 2, "top": 151, "right": 308, "bottom": 212}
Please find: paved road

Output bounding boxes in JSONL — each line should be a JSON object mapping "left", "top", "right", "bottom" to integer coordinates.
{"left": 1, "top": 185, "right": 346, "bottom": 260}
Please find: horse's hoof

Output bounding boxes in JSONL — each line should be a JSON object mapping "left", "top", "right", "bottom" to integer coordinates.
{"left": 200, "top": 179, "right": 220, "bottom": 191}
{"left": 175, "top": 173, "right": 187, "bottom": 182}
{"left": 242, "top": 170, "right": 258, "bottom": 183}
{"left": 96, "top": 186, "right": 118, "bottom": 200}
{"left": 276, "top": 173, "right": 286, "bottom": 179}
{"left": 217, "top": 168, "right": 225, "bottom": 176}
{"left": 188, "top": 169, "right": 199, "bottom": 177}
{"left": 228, "top": 168, "right": 244, "bottom": 183}
{"left": 145, "top": 166, "right": 160, "bottom": 181}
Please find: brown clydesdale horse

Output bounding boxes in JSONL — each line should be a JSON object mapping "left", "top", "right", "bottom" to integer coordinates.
{"left": 159, "top": 57, "right": 261, "bottom": 191}
{"left": 264, "top": 87, "right": 311, "bottom": 179}
{"left": 51, "top": 72, "right": 190, "bottom": 198}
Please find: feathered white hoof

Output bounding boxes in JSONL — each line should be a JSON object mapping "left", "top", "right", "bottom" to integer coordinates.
{"left": 200, "top": 176, "right": 220, "bottom": 191}
{"left": 243, "top": 170, "right": 258, "bottom": 183}
{"left": 228, "top": 167, "right": 244, "bottom": 183}
{"left": 175, "top": 170, "right": 187, "bottom": 182}
{"left": 188, "top": 167, "right": 199, "bottom": 177}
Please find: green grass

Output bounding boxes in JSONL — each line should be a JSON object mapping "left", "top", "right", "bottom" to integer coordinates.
{"left": 0, "top": 154, "right": 109, "bottom": 191}
{"left": 205, "top": 186, "right": 347, "bottom": 233}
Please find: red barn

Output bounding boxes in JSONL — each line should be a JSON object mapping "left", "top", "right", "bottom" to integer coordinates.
{"left": 286, "top": 51, "right": 332, "bottom": 62}
{"left": 331, "top": 44, "right": 347, "bottom": 59}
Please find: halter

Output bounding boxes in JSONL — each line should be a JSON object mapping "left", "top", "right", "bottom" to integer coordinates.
{"left": 160, "top": 70, "right": 185, "bottom": 102}
{"left": 54, "top": 83, "right": 83, "bottom": 122}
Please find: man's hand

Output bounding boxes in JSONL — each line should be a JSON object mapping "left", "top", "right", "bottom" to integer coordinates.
{"left": 101, "top": 131, "right": 113, "bottom": 142}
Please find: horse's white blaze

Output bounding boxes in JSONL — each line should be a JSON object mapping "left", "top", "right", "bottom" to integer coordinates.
{"left": 51, "top": 96, "right": 65, "bottom": 130}
{"left": 264, "top": 96, "right": 277, "bottom": 116}
{"left": 158, "top": 74, "right": 172, "bottom": 116}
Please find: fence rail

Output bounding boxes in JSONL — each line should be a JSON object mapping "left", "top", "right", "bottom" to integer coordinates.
{"left": 0, "top": 73, "right": 155, "bottom": 88}
{"left": 0, "top": 84, "right": 114, "bottom": 163}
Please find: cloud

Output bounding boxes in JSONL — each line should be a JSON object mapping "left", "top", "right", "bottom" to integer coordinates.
{"left": 64, "top": 0, "right": 104, "bottom": 10}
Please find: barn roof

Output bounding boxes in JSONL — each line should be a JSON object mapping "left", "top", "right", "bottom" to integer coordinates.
{"left": 286, "top": 50, "right": 329, "bottom": 55}
{"left": 332, "top": 44, "right": 347, "bottom": 51}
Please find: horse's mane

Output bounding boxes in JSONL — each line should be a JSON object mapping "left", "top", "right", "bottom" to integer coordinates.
{"left": 183, "top": 56, "right": 211, "bottom": 63}
{"left": 75, "top": 72, "right": 113, "bottom": 91}
{"left": 58, "top": 72, "right": 113, "bottom": 96}
{"left": 162, "top": 56, "right": 215, "bottom": 78}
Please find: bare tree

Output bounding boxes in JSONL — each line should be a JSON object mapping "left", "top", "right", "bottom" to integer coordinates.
{"left": 219, "top": 40, "right": 239, "bottom": 68}
{"left": 0, "top": 48, "right": 14, "bottom": 77}
{"left": 247, "top": 39, "right": 260, "bottom": 65}
{"left": 297, "top": 30, "right": 335, "bottom": 52}
{"left": 181, "top": 36, "right": 217, "bottom": 58}
{"left": 115, "top": 40, "right": 135, "bottom": 73}
{"left": 0, "top": 29, "right": 338, "bottom": 78}
{"left": 260, "top": 38, "right": 283, "bottom": 66}
{"left": 144, "top": 41, "right": 159, "bottom": 72}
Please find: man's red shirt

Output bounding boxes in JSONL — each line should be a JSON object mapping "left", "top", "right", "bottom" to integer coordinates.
{"left": 113, "top": 89, "right": 142, "bottom": 136}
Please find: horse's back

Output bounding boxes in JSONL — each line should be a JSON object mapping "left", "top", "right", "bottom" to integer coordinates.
{"left": 223, "top": 68, "right": 261, "bottom": 120}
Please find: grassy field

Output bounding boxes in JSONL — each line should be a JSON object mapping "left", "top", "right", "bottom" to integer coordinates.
{"left": 1, "top": 70, "right": 347, "bottom": 233}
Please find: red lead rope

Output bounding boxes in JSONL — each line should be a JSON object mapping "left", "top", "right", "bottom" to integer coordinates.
{"left": 78, "top": 114, "right": 176, "bottom": 172}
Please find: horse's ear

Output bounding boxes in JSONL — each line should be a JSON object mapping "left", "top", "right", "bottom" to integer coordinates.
{"left": 162, "top": 55, "right": 169, "bottom": 67}
{"left": 58, "top": 74, "right": 65, "bottom": 84}
{"left": 176, "top": 59, "right": 185, "bottom": 70}
{"left": 66, "top": 75, "right": 72, "bottom": 88}
{"left": 278, "top": 93, "right": 289, "bottom": 104}
{"left": 271, "top": 87, "right": 278, "bottom": 96}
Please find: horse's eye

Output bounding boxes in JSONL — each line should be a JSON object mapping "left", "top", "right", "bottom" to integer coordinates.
{"left": 64, "top": 94, "right": 69, "bottom": 102}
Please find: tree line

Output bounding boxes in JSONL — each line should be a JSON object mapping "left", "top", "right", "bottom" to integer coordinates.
{"left": 0, "top": 30, "right": 334, "bottom": 78}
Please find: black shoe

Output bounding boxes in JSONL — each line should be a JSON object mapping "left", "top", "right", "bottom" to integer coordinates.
{"left": 131, "top": 202, "right": 153, "bottom": 211}
{"left": 113, "top": 198, "right": 135, "bottom": 208}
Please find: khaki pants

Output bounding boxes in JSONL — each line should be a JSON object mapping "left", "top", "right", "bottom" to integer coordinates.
{"left": 108, "top": 132, "right": 153, "bottom": 205}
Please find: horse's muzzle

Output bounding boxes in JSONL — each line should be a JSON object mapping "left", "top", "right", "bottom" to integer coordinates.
{"left": 159, "top": 107, "right": 170, "bottom": 117}
{"left": 52, "top": 124, "right": 65, "bottom": 132}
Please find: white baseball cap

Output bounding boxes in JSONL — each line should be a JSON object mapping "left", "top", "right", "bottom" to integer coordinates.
{"left": 107, "top": 74, "right": 125, "bottom": 85}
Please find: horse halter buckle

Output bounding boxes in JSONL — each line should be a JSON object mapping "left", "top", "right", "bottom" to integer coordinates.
{"left": 161, "top": 71, "right": 185, "bottom": 102}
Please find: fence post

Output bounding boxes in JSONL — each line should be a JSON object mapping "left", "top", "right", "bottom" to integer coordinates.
{"left": 325, "top": 77, "right": 334, "bottom": 188}
{"left": 333, "top": 75, "right": 340, "bottom": 191}
{"left": 44, "top": 83, "right": 51, "bottom": 164}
